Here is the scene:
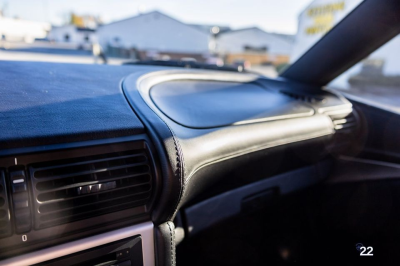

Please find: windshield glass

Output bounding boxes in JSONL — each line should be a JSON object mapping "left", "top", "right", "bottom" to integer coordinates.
{"left": 0, "top": 0, "right": 362, "bottom": 76}
{"left": 330, "top": 34, "right": 400, "bottom": 113}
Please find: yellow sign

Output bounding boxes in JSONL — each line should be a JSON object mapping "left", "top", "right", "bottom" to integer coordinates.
{"left": 70, "top": 13, "right": 85, "bottom": 27}
{"left": 305, "top": 1, "right": 345, "bottom": 35}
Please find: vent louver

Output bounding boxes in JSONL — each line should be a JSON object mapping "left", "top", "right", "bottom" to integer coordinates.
{"left": 30, "top": 146, "right": 153, "bottom": 229}
{"left": 0, "top": 170, "right": 11, "bottom": 238}
{"left": 330, "top": 111, "right": 357, "bottom": 134}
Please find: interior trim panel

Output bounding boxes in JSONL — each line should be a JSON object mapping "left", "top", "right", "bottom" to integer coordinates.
{"left": 150, "top": 79, "right": 314, "bottom": 128}
{"left": 0, "top": 222, "right": 155, "bottom": 266}
{"left": 185, "top": 161, "right": 331, "bottom": 236}
{"left": 123, "top": 69, "right": 356, "bottom": 213}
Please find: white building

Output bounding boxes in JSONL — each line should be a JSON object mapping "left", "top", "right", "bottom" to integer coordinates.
{"left": 97, "top": 11, "right": 210, "bottom": 55}
{"left": 48, "top": 25, "right": 96, "bottom": 49}
{"left": 0, "top": 16, "right": 50, "bottom": 43}
{"left": 217, "top": 27, "right": 294, "bottom": 56}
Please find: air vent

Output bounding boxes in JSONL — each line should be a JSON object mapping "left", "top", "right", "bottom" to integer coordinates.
{"left": 29, "top": 144, "right": 154, "bottom": 229}
{"left": 329, "top": 111, "right": 357, "bottom": 134}
{"left": 0, "top": 170, "right": 12, "bottom": 238}
{"left": 281, "top": 91, "right": 325, "bottom": 103}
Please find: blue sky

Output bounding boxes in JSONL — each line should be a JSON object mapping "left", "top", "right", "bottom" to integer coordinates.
{"left": 0, "top": 0, "right": 312, "bottom": 34}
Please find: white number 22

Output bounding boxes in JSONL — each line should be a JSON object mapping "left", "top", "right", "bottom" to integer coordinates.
{"left": 360, "top": 246, "right": 373, "bottom": 256}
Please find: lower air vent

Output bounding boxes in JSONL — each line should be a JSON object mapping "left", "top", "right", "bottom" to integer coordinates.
{"left": 29, "top": 142, "right": 154, "bottom": 229}
{"left": 0, "top": 170, "right": 12, "bottom": 238}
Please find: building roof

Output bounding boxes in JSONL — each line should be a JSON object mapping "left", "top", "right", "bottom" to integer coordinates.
{"left": 189, "top": 24, "right": 231, "bottom": 35}
{"left": 219, "top": 27, "right": 294, "bottom": 41}
{"left": 100, "top": 11, "right": 208, "bottom": 36}
{"left": 269, "top": 33, "right": 295, "bottom": 43}
{"left": 97, "top": 10, "right": 210, "bottom": 53}
{"left": 216, "top": 27, "right": 294, "bottom": 55}
{"left": 217, "top": 27, "right": 295, "bottom": 45}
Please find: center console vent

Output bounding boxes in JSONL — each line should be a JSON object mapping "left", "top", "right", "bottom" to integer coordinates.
{"left": 30, "top": 144, "right": 154, "bottom": 229}
{"left": 0, "top": 170, "right": 11, "bottom": 238}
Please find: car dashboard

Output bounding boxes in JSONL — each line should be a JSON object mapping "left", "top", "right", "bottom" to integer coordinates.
{"left": 0, "top": 61, "right": 359, "bottom": 265}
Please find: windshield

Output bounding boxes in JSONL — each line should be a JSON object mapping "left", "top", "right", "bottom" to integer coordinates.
{"left": 0, "top": 0, "right": 362, "bottom": 76}
{"left": 330, "top": 33, "right": 400, "bottom": 113}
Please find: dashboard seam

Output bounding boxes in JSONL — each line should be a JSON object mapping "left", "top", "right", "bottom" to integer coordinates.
{"left": 138, "top": 93, "right": 186, "bottom": 221}
{"left": 167, "top": 222, "right": 176, "bottom": 266}
{"left": 136, "top": 76, "right": 186, "bottom": 220}
{"left": 123, "top": 75, "right": 186, "bottom": 221}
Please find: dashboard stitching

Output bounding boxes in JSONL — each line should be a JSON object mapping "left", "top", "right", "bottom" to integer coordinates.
{"left": 141, "top": 103, "right": 186, "bottom": 220}
{"left": 123, "top": 76, "right": 186, "bottom": 221}
{"left": 167, "top": 222, "right": 176, "bottom": 266}
{"left": 137, "top": 78, "right": 186, "bottom": 220}
{"left": 163, "top": 125, "right": 185, "bottom": 220}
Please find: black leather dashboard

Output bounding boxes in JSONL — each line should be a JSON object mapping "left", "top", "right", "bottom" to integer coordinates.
{"left": 123, "top": 69, "right": 354, "bottom": 215}
{"left": 150, "top": 80, "right": 314, "bottom": 128}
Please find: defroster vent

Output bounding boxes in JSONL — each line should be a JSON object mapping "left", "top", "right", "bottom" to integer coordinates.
{"left": 29, "top": 143, "right": 154, "bottom": 229}
{"left": 281, "top": 91, "right": 325, "bottom": 103}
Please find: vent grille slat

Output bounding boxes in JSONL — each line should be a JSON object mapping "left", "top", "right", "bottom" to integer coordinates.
{"left": 39, "top": 189, "right": 151, "bottom": 215}
{"left": 36, "top": 172, "right": 151, "bottom": 193}
{"left": 38, "top": 199, "right": 148, "bottom": 228}
{"left": 30, "top": 143, "right": 154, "bottom": 229}
{"left": 334, "top": 123, "right": 357, "bottom": 131}
{"left": 33, "top": 161, "right": 148, "bottom": 180}
{"left": 33, "top": 153, "right": 147, "bottom": 172}
{"left": 37, "top": 180, "right": 152, "bottom": 203}
{"left": 329, "top": 110, "right": 358, "bottom": 134}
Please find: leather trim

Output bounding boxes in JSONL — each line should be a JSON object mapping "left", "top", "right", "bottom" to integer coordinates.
{"left": 154, "top": 222, "right": 176, "bottom": 266}
{"left": 167, "top": 222, "right": 176, "bottom": 266}
{"left": 123, "top": 69, "right": 342, "bottom": 220}
{"left": 123, "top": 72, "right": 185, "bottom": 223}
{"left": 164, "top": 126, "right": 185, "bottom": 220}
{"left": 185, "top": 127, "right": 333, "bottom": 185}
{"left": 150, "top": 80, "right": 314, "bottom": 128}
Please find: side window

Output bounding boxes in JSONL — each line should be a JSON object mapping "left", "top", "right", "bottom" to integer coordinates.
{"left": 330, "top": 34, "right": 400, "bottom": 112}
